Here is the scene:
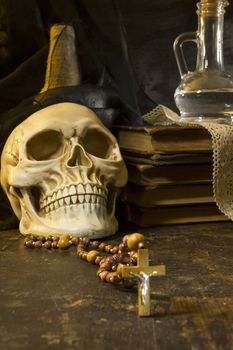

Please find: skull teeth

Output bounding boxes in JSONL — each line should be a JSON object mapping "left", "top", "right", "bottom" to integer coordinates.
{"left": 69, "top": 185, "right": 76, "bottom": 196}
{"left": 79, "top": 194, "right": 84, "bottom": 204}
{"left": 40, "top": 183, "right": 107, "bottom": 213}
{"left": 71, "top": 195, "right": 77, "bottom": 204}
{"left": 65, "top": 196, "right": 71, "bottom": 205}
{"left": 77, "top": 183, "right": 85, "bottom": 194}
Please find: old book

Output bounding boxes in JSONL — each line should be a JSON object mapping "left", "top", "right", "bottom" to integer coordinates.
{"left": 120, "top": 182, "right": 214, "bottom": 207}
{"left": 114, "top": 125, "right": 211, "bottom": 153}
{"left": 121, "top": 150, "right": 212, "bottom": 166}
{"left": 118, "top": 202, "right": 228, "bottom": 227}
{"left": 126, "top": 163, "right": 212, "bottom": 186}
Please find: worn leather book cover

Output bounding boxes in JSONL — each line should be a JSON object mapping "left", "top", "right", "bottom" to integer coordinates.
{"left": 120, "top": 182, "right": 214, "bottom": 208}
{"left": 126, "top": 163, "right": 212, "bottom": 186}
{"left": 117, "top": 202, "right": 228, "bottom": 227}
{"left": 121, "top": 149, "right": 212, "bottom": 166}
{"left": 114, "top": 125, "right": 211, "bottom": 153}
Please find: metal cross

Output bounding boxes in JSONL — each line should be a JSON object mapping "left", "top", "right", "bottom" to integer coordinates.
{"left": 122, "top": 248, "right": 166, "bottom": 317}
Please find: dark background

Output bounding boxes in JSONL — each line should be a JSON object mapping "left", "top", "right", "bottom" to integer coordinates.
{"left": 1, "top": 0, "right": 233, "bottom": 116}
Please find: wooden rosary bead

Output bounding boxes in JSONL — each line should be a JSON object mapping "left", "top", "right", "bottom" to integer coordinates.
{"left": 104, "top": 245, "right": 113, "bottom": 253}
{"left": 90, "top": 241, "right": 100, "bottom": 249}
{"left": 105, "top": 256, "right": 115, "bottom": 265}
{"left": 129, "top": 251, "right": 136, "bottom": 257}
{"left": 81, "top": 252, "right": 88, "bottom": 260}
{"left": 99, "top": 271, "right": 109, "bottom": 281}
{"left": 122, "top": 235, "right": 130, "bottom": 246}
{"left": 57, "top": 234, "right": 71, "bottom": 249}
{"left": 44, "top": 241, "right": 52, "bottom": 249}
{"left": 77, "top": 249, "right": 83, "bottom": 256}
{"left": 116, "top": 263, "right": 124, "bottom": 278}
{"left": 131, "top": 256, "right": 137, "bottom": 265}
{"left": 24, "top": 239, "right": 34, "bottom": 248}
{"left": 112, "top": 254, "right": 120, "bottom": 265}
{"left": 71, "top": 237, "right": 79, "bottom": 245}
{"left": 130, "top": 252, "right": 138, "bottom": 265}
{"left": 34, "top": 241, "right": 42, "bottom": 248}
{"left": 99, "top": 242, "right": 107, "bottom": 251}
{"left": 51, "top": 241, "right": 58, "bottom": 249}
{"left": 112, "top": 265, "right": 117, "bottom": 271}
{"left": 110, "top": 247, "right": 118, "bottom": 254}
{"left": 109, "top": 273, "right": 121, "bottom": 284}
{"left": 99, "top": 261, "right": 112, "bottom": 271}
{"left": 97, "top": 267, "right": 105, "bottom": 274}
{"left": 112, "top": 254, "right": 121, "bottom": 264}
{"left": 77, "top": 243, "right": 85, "bottom": 250}
{"left": 87, "top": 250, "right": 101, "bottom": 264}
{"left": 95, "top": 256, "right": 103, "bottom": 265}
{"left": 118, "top": 243, "right": 128, "bottom": 254}
{"left": 106, "top": 273, "right": 113, "bottom": 283}
{"left": 120, "top": 254, "right": 130, "bottom": 264}
{"left": 126, "top": 233, "right": 145, "bottom": 251}
{"left": 118, "top": 243, "right": 124, "bottom": 251}
{"left": 82, "top": 237, "right": 90, "bottom": 246}
{"left": 78, "top": 251, "right": 84, "bottom": 258}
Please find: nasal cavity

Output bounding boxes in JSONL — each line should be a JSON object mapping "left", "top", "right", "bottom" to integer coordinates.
{"left": 67, "top": 144, "right": 91, "bottom": 167}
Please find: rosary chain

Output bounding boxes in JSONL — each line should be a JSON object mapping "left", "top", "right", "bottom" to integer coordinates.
{"left": 24, "top": 233, "right": 145, "bottom": 285}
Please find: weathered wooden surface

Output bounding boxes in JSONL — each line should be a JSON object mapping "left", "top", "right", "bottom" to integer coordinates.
{"left": 1, "top": 222, "right": 233, "bottom": 350}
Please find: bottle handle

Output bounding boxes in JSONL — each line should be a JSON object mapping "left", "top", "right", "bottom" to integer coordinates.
{"left": 173, "top": 32, "right": 197, "bottom": 78}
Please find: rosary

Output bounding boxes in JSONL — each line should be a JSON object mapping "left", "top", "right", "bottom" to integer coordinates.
{"left": 24, "top": 233, "right": 166, "bottom": 317}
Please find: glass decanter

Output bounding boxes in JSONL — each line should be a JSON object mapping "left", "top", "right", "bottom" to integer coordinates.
{"left": 174, "top": 0, "right": 233, "bottom": 124}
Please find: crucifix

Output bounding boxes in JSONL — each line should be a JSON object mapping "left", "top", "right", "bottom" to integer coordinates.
{"left": 122, "top": 248, "right": 166, "bottom": 317}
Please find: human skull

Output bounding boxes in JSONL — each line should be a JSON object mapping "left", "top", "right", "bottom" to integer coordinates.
{"left": 1, "top": 102, "right": 128, "bottom": 238}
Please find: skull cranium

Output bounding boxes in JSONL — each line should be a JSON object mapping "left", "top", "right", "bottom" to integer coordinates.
{"left": 1, "top": 102, "right": 128, "bottom": 238}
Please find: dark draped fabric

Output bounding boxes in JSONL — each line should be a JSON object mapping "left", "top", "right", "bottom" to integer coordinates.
{"left": 0, "top": 0, "right": 233, "bottom": 228}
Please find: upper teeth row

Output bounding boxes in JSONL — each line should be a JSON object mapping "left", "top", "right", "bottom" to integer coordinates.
{"left": 40, "top": 184, "right": 107, "bottom": 209}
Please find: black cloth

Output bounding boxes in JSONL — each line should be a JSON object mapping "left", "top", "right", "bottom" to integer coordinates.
{"left": 1, "top": 0, "right": 233, "bottom": 115}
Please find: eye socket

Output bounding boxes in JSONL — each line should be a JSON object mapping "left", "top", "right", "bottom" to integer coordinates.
{"left": 81, "top": 128, "right": 114, "bottom": 159}
{"left": 26, "top": 130, "right": 64, "bottom": 161}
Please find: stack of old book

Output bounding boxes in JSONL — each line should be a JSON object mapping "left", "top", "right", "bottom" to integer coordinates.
{"left": 114, "top": 121, "right": 228, "bottom": 227}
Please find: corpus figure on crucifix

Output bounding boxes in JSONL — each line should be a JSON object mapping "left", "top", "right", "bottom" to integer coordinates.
{"left": 136, "top": 271, "right": 158, "bottom": 306}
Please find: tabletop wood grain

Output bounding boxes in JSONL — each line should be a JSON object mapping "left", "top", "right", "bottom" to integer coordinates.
{"left": 1, "top": 221, "right": 233, "bottom": 350}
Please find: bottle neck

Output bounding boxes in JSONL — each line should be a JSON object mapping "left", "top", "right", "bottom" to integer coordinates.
{"left": 196, "top": 13, "right": 224, "bottom": 71}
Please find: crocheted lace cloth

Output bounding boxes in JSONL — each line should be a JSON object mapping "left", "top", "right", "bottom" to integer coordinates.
{"left": 143, "top": 105, "right": 233, "bottom": 220}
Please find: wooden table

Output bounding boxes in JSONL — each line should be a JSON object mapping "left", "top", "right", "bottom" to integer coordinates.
{"left": 1, "top": 222, "right": 233, "bottom": 350}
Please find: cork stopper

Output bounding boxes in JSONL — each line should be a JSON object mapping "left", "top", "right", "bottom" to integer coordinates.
{"left": 197, "top": 0, "right": 229, "bottom": 16}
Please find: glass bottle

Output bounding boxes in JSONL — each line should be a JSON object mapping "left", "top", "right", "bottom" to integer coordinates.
{"left": 174, "top": 0, "right": 233, "bottom": 124}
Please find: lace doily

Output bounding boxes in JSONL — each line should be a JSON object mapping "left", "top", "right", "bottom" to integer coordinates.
{"left": 143, "top": 105, "right": 233, "bottom": 220}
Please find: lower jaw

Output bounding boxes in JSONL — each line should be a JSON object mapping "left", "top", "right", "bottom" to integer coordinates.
{"left": 20, "top": 203, "right": 118, "bottom": 238}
